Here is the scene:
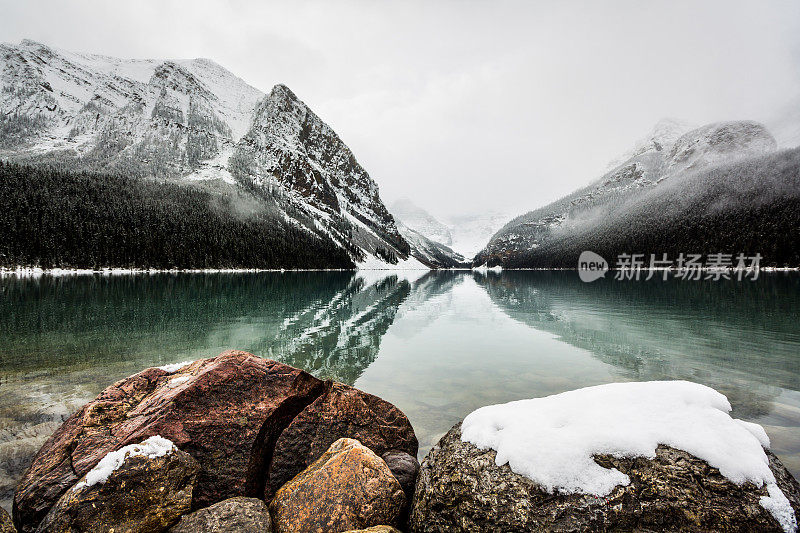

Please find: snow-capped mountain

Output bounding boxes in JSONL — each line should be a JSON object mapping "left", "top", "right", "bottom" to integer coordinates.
{"left": 0, "top": 39, "right": 412, "bottom": 268}
{"left": 0, "top": 39, "right": 262, "bottom": 177}
{"left": 390, "top": 198, "right": 511, "bottom": 260}
{"left": 391, "top": 198, "right": 454, "bottom": 246}
{"left": 476, "top": 119, "right": 791, "bottom": 267}
{"left": 604, "top": 118, "right": 693, "bottom": 171}
{"left": 395, "top": 219, "right": 465, "bottom": 268}
{"left": 230, "top": 84, "right": 410, "bottom": 265}
{"left": 444, "top": 212, "right": 514, "bottom": 260}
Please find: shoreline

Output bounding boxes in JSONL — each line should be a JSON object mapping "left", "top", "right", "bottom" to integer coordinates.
{"left": 2, "top": 266, "right": 798, "bottom": 278}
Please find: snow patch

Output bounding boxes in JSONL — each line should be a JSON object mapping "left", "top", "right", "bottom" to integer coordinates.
{"left": 461, "top": 380, "right": 796, "bottom": 532}
{"left": 73, "top": 436, "right": 176, "bottom": 490}
{"left": 472, "top": 263, "right": 502, "bottom": 274}
{"left": 167, "top": 375, "right": 192, "bottom": 388}
{"left": 158, "top": 360, "right": 194, "bottom": 373}
{"left": 762, "top": 483, "right": 799, "bottom": 533}
{"left": 356, "top": 253, "right": 429, "bottom": 272}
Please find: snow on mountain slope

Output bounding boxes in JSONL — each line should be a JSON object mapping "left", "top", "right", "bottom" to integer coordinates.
{"left": 0, "top": 39, "right": 413, "bottom": 268}
{"left": 476, "top": 119, "right": 781, "bottom": 266}
{"left": 444, "top": 212, "right": 514, "bottom": 260}
{"left": 395, "top": 220, "right": 465, "bottom": 268}
{"left": 0, "top": 39, "right": 263, "bottom": 180}
{"left": 229, "top": 84, "right": 411, "bottom": 265}
{"left": 605, "top": 118, "right": 693, "bottom": 171}
{"left": 391, "top": 198, "right": 454, "bottom": 246}
{"left": 390, "top": 198, "right": 511, "bottom": 260}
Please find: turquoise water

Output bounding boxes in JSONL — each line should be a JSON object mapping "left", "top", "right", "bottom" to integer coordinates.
{"left": 2, "top": 271, "right": 799, "bottom": 511}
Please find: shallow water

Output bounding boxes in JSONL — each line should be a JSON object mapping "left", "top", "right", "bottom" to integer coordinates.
{"left": 1, "top": 270, "right": 799, "bottom": 512}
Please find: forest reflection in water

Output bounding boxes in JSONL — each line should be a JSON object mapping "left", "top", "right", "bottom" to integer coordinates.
{"left": 1, "top": 270, "right": 799, "bottom": 512}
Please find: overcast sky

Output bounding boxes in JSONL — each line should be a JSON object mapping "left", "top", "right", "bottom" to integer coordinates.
{"left": 2, "top": 0, "right": 799, "bottom": 218}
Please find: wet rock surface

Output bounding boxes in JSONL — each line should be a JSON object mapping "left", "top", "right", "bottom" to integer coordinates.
{"left": 13, "top": 351, "right": 324, "bottom": 531}
{"left": 0, "top": 506, "right": 14, "bottom": 533}
{"left": 270, "top": 438, "right": 405, "bottom": 533}
{"left": 343, "top": 527, "right": 402, "bottom": 533}
{"left": 13, "top": 351, "right": 419, "bottom": 532}
{"left": 381, "top": 450, "right": 420, "bottom": 503}
{"left": 35, "top": 445, "right": 198, "bottom": 533}
{"left": 169, "top": 497, "right": 271, "bottom": 532}
{"left": 410, "top": 422, "right": 800, "bottom": 532}
{"left": 265, "top": 381, "right": 418, "bottom": 499}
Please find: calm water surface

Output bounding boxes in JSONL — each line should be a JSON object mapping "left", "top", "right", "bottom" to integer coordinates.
{"left": 2, "top": 270, "right": 800, "bottom": 511}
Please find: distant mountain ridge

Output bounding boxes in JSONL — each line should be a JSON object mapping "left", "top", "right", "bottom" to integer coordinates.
{"left": 476, "top": 120, "right": 800, "bottom": 267}
{"left": 391, "top": 198, "right": 454, "bottom": 246}
{"left": 0, "top": 39, "right": 413, "bottom": 268}
{"left": 391, "top": 198, "right": 511, "bottom": 261}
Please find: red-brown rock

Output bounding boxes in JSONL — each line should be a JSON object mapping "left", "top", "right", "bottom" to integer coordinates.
{"left": 36, "top": 441, "right": 198, "bottom": 533}
{"left": 13, "top": 351, "right": 324, "bottom": 532}
{"left": 264, "top": 381, "right": 418, "bottom": 499}
{"left": 269, "top": 438, "right": 405, "bottom": 533}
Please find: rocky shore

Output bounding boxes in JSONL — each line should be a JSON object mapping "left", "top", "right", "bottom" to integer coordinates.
{"left": 6, "top": 351, "right": 800, "bottom": 532}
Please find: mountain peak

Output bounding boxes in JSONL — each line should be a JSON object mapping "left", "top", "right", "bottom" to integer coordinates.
{"left": 665, "top": 120, "right": 776, "bottom": 175}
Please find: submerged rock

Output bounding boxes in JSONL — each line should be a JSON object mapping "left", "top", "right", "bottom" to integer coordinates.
{"left": 270, "top": 438, "right": 405, "bottom": 533}
{"left": 169, "top": 497, "right": 271, "bottom": 532}
{"left": 35, "top": 441, "right": 198, "bottom": 533}
{"left": 265, "top": 381, "right": 418, "bottom": 499}
{"left": 410, "top": 422, "right": 800, "bottom": 532}
{"left": 13, "top": 351, "right": 325, "bottom": 531}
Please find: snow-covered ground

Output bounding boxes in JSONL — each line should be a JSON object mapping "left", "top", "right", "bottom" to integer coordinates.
{"left": 461, "top": 380, "right": 797, "bottom": 532}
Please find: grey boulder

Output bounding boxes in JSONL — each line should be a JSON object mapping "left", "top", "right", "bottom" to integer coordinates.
{"left": 410, "top": 421, "right": 800, "bottom": 532}
{"left": 169, "top": 497, "right": 271, "bottom": 532}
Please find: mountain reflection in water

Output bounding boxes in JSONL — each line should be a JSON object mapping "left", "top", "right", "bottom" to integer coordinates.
{"left": 1, "top": 270, "right": 799, "bottom": 513}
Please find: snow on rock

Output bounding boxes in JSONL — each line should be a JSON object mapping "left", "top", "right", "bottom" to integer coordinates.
{"left": 74, "top": 436, "right": 176, "bottom": 490}
{"left": 167, "top": 375, "right": 192, "bottom": 388}
{"left": 763, "top": 483, "right": 799, "bottom": 533}
{"left": 460, "top": 380, "right": 796, "bottom": 532}
{"left": 158, "top": 360, "right": 195, "bottom": 373}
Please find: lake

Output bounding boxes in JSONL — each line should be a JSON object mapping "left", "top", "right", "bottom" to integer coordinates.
{"left": 2, "top": 270, "right": 800, "bottom": 513}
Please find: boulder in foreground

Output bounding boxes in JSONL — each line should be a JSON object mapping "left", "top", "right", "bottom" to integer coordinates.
{"left": 13, "top": 351, "right": 324, "bottom": 531}
{"left": 270, "top": 438, "right": 405, "bottom": 533}
{"left": 381, "top": 450, "right": 420, "bottom": 503}
{"left": 169, "top": 497, "right": 271, "bottom": 532}
{"left": 35, "top": 437, "right": 198, "bottom": 533}
{"left": 13, "top": 351, "right": 418, "bottom": 532}
{"left": 265, "top": 381, "right": 418, "bottom": 499}
{"left": 411, "top": 381, "right": 800, "bottom": 533}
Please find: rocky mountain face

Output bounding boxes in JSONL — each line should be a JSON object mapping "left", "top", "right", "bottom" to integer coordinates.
{"left": 476, "top": 119, "right": 796, "bottom": 267}
{"left": 391, "top": 198, "right": 453, "bottom": 246}
{"left": 394, "top": 220, "right": 465, "bottom": 268}
{"left": 391, "top": 198, "right": 510, "bottom": 262}
{"left": 444, "top": 211, "right": 513, "bottom": 260}
{"left": 0, "top": 39, "right": 411, "bottom": 268}
{"left": 230, "top": 84, "right": 409, "bottom": 264}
